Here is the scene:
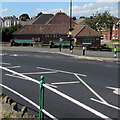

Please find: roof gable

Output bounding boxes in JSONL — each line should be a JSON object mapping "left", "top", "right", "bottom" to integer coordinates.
{"left": 46, "top": 12, "right": 76, "bottom": 25}
{"left": 75, "top": 26, "right": 102, "bottom": 37}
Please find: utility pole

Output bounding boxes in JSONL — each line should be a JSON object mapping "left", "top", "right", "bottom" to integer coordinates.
{"left": 69, "top": 0, "right": 73, "bottom": 53}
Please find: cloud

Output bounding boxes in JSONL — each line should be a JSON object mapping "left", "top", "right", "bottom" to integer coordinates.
{"left": 37, "top": 8, "right": 44, "bottom": 11}
{"left": 70, "top": 2, "right": 118, "bottom": 17}
{"left": 0, "top": 8, "right": 8, "bottom": 13}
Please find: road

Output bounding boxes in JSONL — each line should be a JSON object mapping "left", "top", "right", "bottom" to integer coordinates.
{"left": 1, "top": 49, "right": 120, "bottom": 119}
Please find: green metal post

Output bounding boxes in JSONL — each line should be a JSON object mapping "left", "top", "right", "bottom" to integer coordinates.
{"left": 39, "top": 75, "right": 45, "bottom": 120}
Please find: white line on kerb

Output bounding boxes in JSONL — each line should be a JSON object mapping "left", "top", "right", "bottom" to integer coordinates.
{"left": 74, "top": 73, "right": 108, "bottom": 104}
{"left": 0, "top": 83, "right": 57, "bottom": 120}
{"left": 51, "top": 81, "right": 80, "bottom": 85}
{"left": 37, "top": 67, "right": 87, "bottom": 77}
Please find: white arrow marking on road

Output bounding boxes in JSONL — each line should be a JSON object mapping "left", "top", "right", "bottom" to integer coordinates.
{"left": 75, "top": 74, "right": 120, "bottom": 110}
{"left": 106, "top": 86, "right": 120, "bottom": 95}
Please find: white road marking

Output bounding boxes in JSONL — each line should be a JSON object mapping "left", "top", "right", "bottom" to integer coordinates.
{"left": 5, "top": 73, "right": 57, "bottom": 88}
{"left": 0, "top": 53, "right": 7, "bottom": 56}
{"left": 0, "top": 62, "right": 10, "bottom": 65}
{"left": 43, "top": 84, "right": 112, "bottom": 119}
{"left": 10, "top": 54, "right": 19, "bottom": 57}
{"left": 37, "top": 67, "right": 87, "bottom": 77}
{"left": 106, "top": 86, "right": 120, "bottom": 95}
{"left": 5, "top": 74, "right": 28, "bottom": 80}
{"left": 0, "top": 83, "right": 57, "bottom": 120}
{"left": 51, "top": 81, "right": 80, "bottom": 85}
{"left": 6, "top": 66, "right": 20, "bottom": 69}
{"left": 22, "top": 71, "right": 57, "bottom": 75}
{"left": 91, "top": 98, "right": 120, "bottom": 110}
{"left": 74, "top": 74, "right": 108, "bottom": 104}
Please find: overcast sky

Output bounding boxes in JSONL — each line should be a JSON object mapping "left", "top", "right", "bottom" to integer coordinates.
{"left": 0, "top": 0, "right": 120, "bottom": 18}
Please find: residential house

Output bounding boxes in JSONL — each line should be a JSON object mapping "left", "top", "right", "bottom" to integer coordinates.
{"left": 13, "top": 12, "right": 102, "bottom": 47}
{"left": 2, "top": 16, "right": 20, "bottom": 28}
{"left": 100, "top": 19, "right": 120, "bottom": 41}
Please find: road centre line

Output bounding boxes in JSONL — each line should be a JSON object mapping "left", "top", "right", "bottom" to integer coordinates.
{"left": 37, "top": 67, "right": 87, "bottom": 77}
{"left": 0, "top": 83, "right": 57, "bottom": 120}
{"left": 91, "top": 98, "right": 120, "bottom": 110}
{"left": 21, "top": 71, "right": 57, "bottom": 75}
{"left": 74, "top": 74, "right": 108, "bottom": 104}
{"left": 51, "top": 81, "right": 80, "bottom": 85}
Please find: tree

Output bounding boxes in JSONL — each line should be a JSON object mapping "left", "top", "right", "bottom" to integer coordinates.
{"left": 37, "top": 12, "right": 42, "bottom": 17}
{"left": 2, "top": 24, "right": 22, "bottom": 42}
{"left": 19, "top": 13, "right": 30, "bottom": 21}
{"left": 72, "top": 16, "right": 77, "bottom": 20}
{"left": 85, "top": 11, "right": 115, "bottom": 40}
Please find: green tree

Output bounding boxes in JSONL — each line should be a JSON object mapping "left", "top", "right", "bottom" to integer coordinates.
{"left": 2, "top": 24, "right": 22, "bottom": 42}
{"left": 85, "top": 11, "right": 115, "bottom": 39}
{"left": 19, "top": 13, "right": 30, "bottom": 21}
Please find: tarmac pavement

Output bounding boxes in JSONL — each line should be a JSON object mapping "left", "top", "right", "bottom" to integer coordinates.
{"left": 1, "top": 46, "right": 120, "bottom": 62}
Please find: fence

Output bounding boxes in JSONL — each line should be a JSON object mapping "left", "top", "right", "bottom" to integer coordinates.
{"left": 0, "top": 66, "right": 112, "bottom": 120}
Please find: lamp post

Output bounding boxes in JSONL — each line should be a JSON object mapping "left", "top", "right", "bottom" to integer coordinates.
{"left": 69, "top": 0, "right": 73, "bottom": 53}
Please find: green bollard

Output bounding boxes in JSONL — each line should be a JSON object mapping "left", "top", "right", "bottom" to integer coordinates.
{"left": 39, "top": 75, "right": 45, "bottom": 120}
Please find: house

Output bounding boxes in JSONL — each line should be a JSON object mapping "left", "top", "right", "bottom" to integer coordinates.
{"left": 100, "top": 19, "right": 120, "bottom": 41}
{"left": 1, "top": 16, "right": 20, "bottom": 28}
{"left": 13, "top": 12, "right": 102, "bottom": 47}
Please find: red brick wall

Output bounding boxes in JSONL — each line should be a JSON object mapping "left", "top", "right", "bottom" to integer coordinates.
{"left": 118, "top": 24, "right": 120, "bottom": 40}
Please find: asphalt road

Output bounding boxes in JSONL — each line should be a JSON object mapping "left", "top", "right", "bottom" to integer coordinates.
{"left": 1, "top": 49, "right": 120, "bottom": 119}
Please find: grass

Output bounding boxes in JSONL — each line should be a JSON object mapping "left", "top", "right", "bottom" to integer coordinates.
{"left": 4, "top": 112, "right": 14, "bottom": 118}
{"left": 104, "top": 46, "right": 120, "bottom": 52}
{"left": 112, "top": 40, "right": 120, "bottom": 43}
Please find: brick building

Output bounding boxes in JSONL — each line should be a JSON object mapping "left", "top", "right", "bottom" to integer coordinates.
{"left": 13, "top": 12, "right": 102, "bottom": 47}
{"left": 101, "top": 19, "right": 120, "bottom": 41}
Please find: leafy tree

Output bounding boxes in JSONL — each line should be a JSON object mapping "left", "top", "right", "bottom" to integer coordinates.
{"left": 2, "top": 24, "right": 22, "bottom": 42}
{"left": 19, "top": 13, "right": 30, "bottom": 21}
{"left": 37, "top": 12, "right": 42, "bottom": 17}
{"left": 72, "top": 17, "right": 77, "bottom": 20}
{"left": 85, "top": 11, "right": 115, "bottom": 40}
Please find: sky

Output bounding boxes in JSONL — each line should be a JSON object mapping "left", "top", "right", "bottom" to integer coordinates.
{"left": 0, "top": 0, "right": 120, "bottom": 18}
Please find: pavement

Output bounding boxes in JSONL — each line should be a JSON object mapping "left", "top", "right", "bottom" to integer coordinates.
{"left": 1, "top": 46, "right": 120, "bottom": 62}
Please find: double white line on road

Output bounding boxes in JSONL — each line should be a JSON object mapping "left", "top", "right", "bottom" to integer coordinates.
{"left": 0, "top": 66, "right": 113, "bottom": 119}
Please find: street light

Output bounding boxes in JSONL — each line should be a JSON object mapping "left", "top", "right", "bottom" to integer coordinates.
{"left": 69, "top": 0, "right": 73, "bottom": 53}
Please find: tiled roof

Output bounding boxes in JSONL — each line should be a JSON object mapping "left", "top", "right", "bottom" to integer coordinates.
{"left": 75, "top": 25, "right": 102, "bottom": 37}
{"left": 14, "top": 24, "right": 101, "bottom": 37}
{"left": 13, "top": 24, "right": 70, "bottom": 35}
{"left": 32, "top": 14, "right": 54, "bottom": 24}
{"left": 46, "top": 12, "right": 76, "bottom": 25}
